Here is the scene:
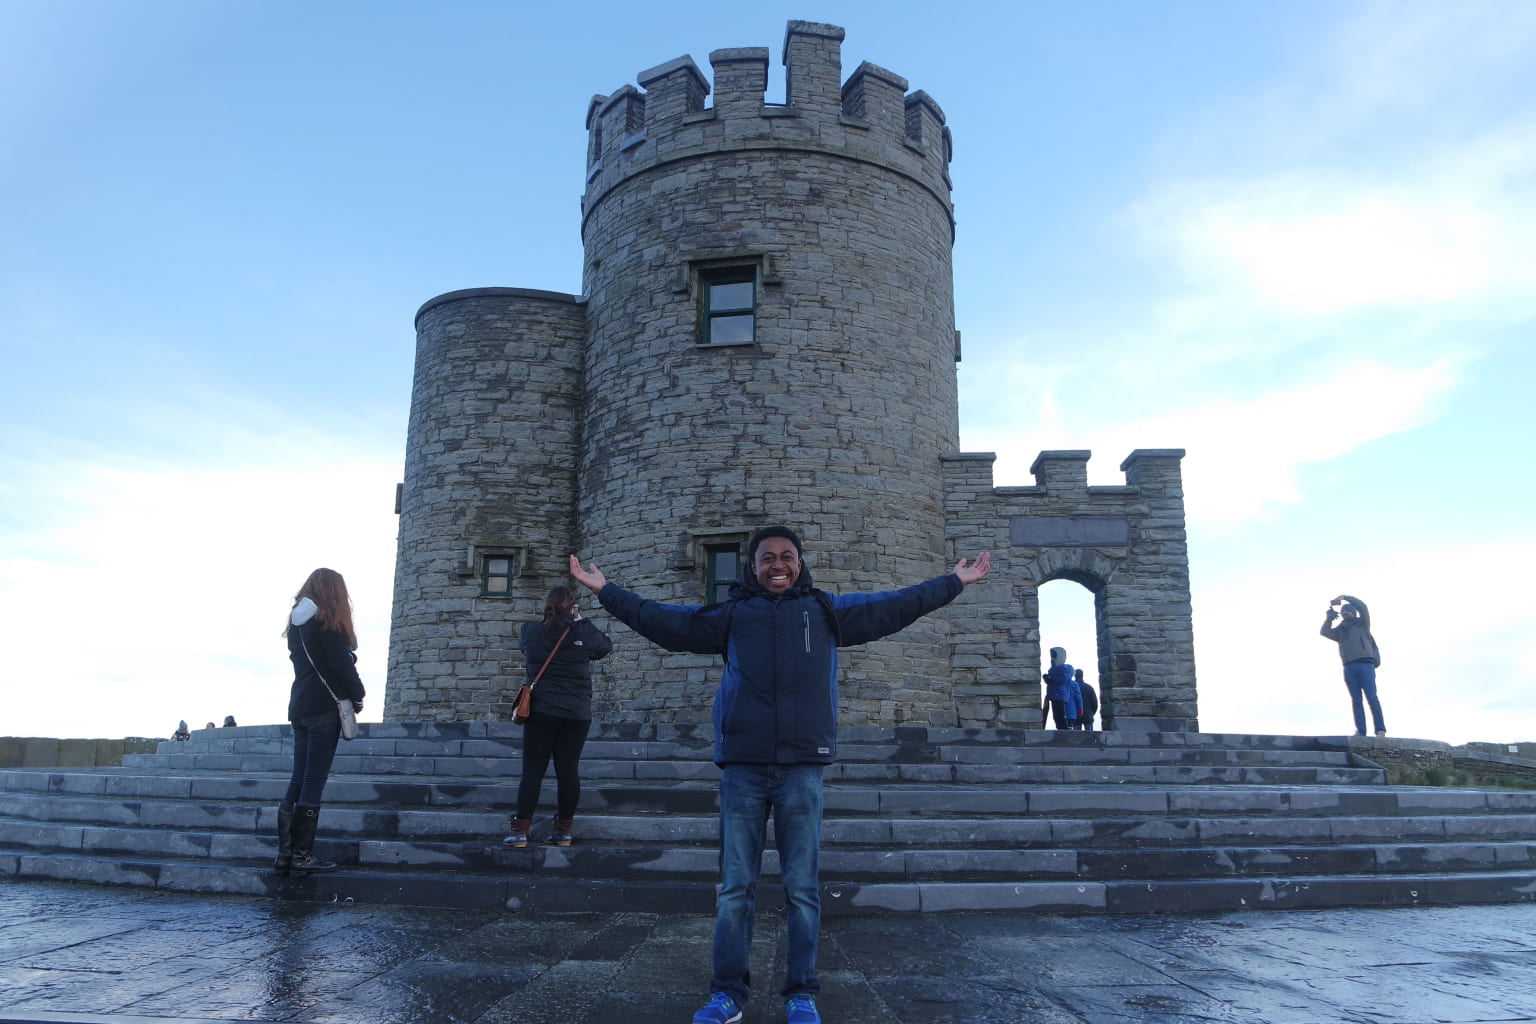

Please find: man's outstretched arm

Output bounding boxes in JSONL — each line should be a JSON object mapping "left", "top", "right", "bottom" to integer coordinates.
{"left": 833, "top": 551, "right": 991, "bottom": 646}
{"left": 567, "top": 553, "right": 723, "bottom": 655}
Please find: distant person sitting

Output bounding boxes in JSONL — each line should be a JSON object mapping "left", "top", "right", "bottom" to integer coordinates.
{"left": 1320, "top": 594, "right": 1385, "bottom": 737}
{"left": 222, "top": 715, "right": 237, "bottom": 728}
{"left": 172, "top": 720, "right": 191, "bottom": 741}
{"left": 1042, "top": 647, "right": 1076, "bottom": 729}
{"left": 204, "top": 722, "right": 217, "bottom": 730}
{"left": 1073, "top": 669, "right": 1098, "bottom": 731}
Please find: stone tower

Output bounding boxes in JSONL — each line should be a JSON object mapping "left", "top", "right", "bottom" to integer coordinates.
{"left": 388, "top": 21, "right": 963, "bottom": 725}
{"left": 386, "top": 20, "right": 1200, "bottom": 731}
{"left": 575, "top": 22, "right": 960, "bottom": 723}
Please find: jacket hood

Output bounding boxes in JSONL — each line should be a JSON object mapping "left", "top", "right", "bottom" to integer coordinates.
{"left": 729, "top": 561, "right": 814, "bottom": 600}
{"left": 291, "top": 596, "right": 318, "bottom": 627}
{"left": 1049, "top": 646, "right": 1067, "bottom": 667}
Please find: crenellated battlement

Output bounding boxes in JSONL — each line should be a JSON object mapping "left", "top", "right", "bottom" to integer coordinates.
{"left": 580, "top": 20, "right": 953, "bottom": 226}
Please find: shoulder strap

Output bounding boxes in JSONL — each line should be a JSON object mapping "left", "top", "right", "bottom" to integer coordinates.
{"left": 529, "top": 625, "right": 573, "bottom": 691}
{"left": 297, "top": 628, "right": 342, "bottom": 703}
{"left": 813, "top": 589, "right": 842, "bottom": 646}
{"left": 716, "top": 600, "right": 736, "bottom": 664}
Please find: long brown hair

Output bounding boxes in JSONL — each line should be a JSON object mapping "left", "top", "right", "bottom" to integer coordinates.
{"left": 287, "top": 567, "right": 357, "bottom": 648}
{"left": 541, "top": 585, "right": 576, "bottom": 628}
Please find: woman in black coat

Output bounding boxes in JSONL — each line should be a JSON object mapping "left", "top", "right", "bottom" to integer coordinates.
{"left": 505, "top": 584, "right": 612, "bottom": 848}
{"left": 277, "top": 567, "right": 366, "bottom": 875}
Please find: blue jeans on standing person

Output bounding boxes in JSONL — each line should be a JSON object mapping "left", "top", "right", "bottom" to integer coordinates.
{"left": 710, "top": 764, "right": 824, "bottom": 1007}
{"left": 284, "top": 709, "right": 342, "bottom": 806}
{"left": 1343, "top": 659, "right": 1386, "bottom": 736}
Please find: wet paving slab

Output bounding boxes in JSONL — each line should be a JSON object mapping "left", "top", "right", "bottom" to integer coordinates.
{"left": 0, "top": 880, "right": 1533, "bottom": 1023}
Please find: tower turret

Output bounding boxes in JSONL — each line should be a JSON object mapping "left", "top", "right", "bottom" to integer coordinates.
{"left": 576, "top": 21, "right": 961, "bottom": 723}
{"left": 385, "top": 288, "right": 585, "bottom": 721}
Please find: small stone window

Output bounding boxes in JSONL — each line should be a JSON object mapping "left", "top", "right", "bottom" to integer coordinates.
{"left": 465, "top": 546, "right": 525, "bottom": 596}
{"left": 482, "top": 556, "right": 518, "bottom": 596}
{"left": 699, "top": 266, "right": 756, "bottom": 346}
{"left": 705, "top": 543, "right": 742, "bottom": 603}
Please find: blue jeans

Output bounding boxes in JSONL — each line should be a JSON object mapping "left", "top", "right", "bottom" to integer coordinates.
{"left": 711, "top": 764, "right": 824, "bottom": 1005}
{"left": 283, "top": 709, "right": 342, "bottom": 806}
{"left": 1343, "top": 660, "right": 1386, "bottom": 735}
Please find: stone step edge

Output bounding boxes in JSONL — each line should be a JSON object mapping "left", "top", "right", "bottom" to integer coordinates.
{"left": 12, "top": 835, "right": 1536, "bottom": 878}
{"left": 6, "top": 853, "right": 1534, "bottom": 916}
{"left": 149, "top": 723, "right": 1351, "bottom": 748}
{"left": 9, "top": 786, "right": 1511, "bottom": 816}
{"left": 12, "top": 804, "right": 1536, "bottom": 835}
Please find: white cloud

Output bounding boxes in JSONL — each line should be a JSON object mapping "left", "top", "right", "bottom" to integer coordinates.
{"left": 966, "top": 357, "right": 1458, "bottom": 527}
{"left": 1165, "top": 188, "right": 1497, "bottom": 316}
{"left": 0, "top": 444, "right": 399, "bottom": 739}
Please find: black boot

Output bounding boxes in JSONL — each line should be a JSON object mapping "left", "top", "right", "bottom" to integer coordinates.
{"left": 290, "top": 804, "right": 337, "bottom": 874}
{"left": 272, "top": 802, "right": 295, "bottom": 875}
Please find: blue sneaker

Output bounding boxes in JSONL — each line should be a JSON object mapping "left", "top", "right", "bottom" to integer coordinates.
{"left": 693, "top": 992, "right": 742, "bottom": 1024}
{"left": 785, "top": 995, "right": 821, "bottom": 1024}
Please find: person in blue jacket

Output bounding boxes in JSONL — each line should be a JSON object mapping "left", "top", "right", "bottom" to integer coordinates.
{"left": 570, "top": 527, "right": 990, "bottom": 1024}
{"left": 1042, "top": 646, "right": 1077, "bottom": 729}
{"left": 1066, "top": 664, "right": 1085, "bottom": 728}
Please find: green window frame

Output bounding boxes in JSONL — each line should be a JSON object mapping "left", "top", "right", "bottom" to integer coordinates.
{"left": 705, "top": 543, "right": 741, "bottom": 603}
{"left": 700, "top": 266, "right": 756, "bottom": 346}
{"left": 481, "top": 555, "right": 518, "bottom": 597}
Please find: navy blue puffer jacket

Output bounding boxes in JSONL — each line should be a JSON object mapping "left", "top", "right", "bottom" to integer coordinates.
{"left": 598, "top": 565, "right": 963, "bottom": 766}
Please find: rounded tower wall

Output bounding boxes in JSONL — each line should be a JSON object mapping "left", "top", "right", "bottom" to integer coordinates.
{"left": 386, "top": 288, "right": 586, "bottom": 722}
{"left": 577, "top": 23, "right": 962, "bottom": 725}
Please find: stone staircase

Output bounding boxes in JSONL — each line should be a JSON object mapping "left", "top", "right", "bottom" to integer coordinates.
{"left": 2, "top": 722, "right": 1534, "bottom": 915}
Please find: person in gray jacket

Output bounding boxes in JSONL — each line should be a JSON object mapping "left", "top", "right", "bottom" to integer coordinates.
{"left": 1320, "top": 593, "right": 1385, "bottom": 737}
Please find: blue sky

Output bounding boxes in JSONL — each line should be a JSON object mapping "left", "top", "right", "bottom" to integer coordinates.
{"left": 3, "top": 1, "right": 1532, "bottom": 744}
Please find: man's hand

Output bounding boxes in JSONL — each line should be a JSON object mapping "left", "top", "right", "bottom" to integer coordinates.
{"left": 953, "top": 551, "right": 992, "bottom": 586}
{"left": 569, "top": 554, "right": 608, "bottom": 594}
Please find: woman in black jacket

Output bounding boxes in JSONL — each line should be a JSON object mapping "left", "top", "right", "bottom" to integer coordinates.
{"left": 505, "top": 584, "right": 612, "bottom": 848}
{"left": 277, "top": 567, "right": 366, "bottom": 875}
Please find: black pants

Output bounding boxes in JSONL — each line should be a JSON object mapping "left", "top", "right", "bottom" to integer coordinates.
{"left": 517, "top": 713, "right": 592, "bottom": 819}
{"left": 1044, "top": 699, "right": 1072, "bottom": 730}
{"left": 284, "top": 709, "right": 342, "bottom": 806}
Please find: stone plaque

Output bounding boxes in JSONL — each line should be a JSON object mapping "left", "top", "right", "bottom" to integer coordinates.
{"left": 1010, "top": 515, "right": 1130, "bottom": 547}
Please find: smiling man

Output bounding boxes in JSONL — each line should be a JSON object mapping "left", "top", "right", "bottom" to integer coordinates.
{"left": 569, "top": 526, "right": 990, "bottom": 1024}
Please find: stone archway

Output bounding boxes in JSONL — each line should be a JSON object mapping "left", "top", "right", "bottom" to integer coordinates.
{"left": 942, "top": 448, "right": 1199, "bottom": 731}
{"left": 1030, "top": 552, "right": 1115, "bottom": 723}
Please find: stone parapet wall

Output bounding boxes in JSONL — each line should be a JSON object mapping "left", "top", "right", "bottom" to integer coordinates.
{"left": 0, "top": 736, "right": 158, "bottom": 768}
{"left": 582, "top": 21, "right": 951, "bottom": 241}
{"left": 1351, "top": 736, "right": 1536, "bottom": 785}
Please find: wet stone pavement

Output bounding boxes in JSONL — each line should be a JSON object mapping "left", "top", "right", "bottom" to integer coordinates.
{"left": 0, "top": 881, "right": 1533, "bottom": 1024}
